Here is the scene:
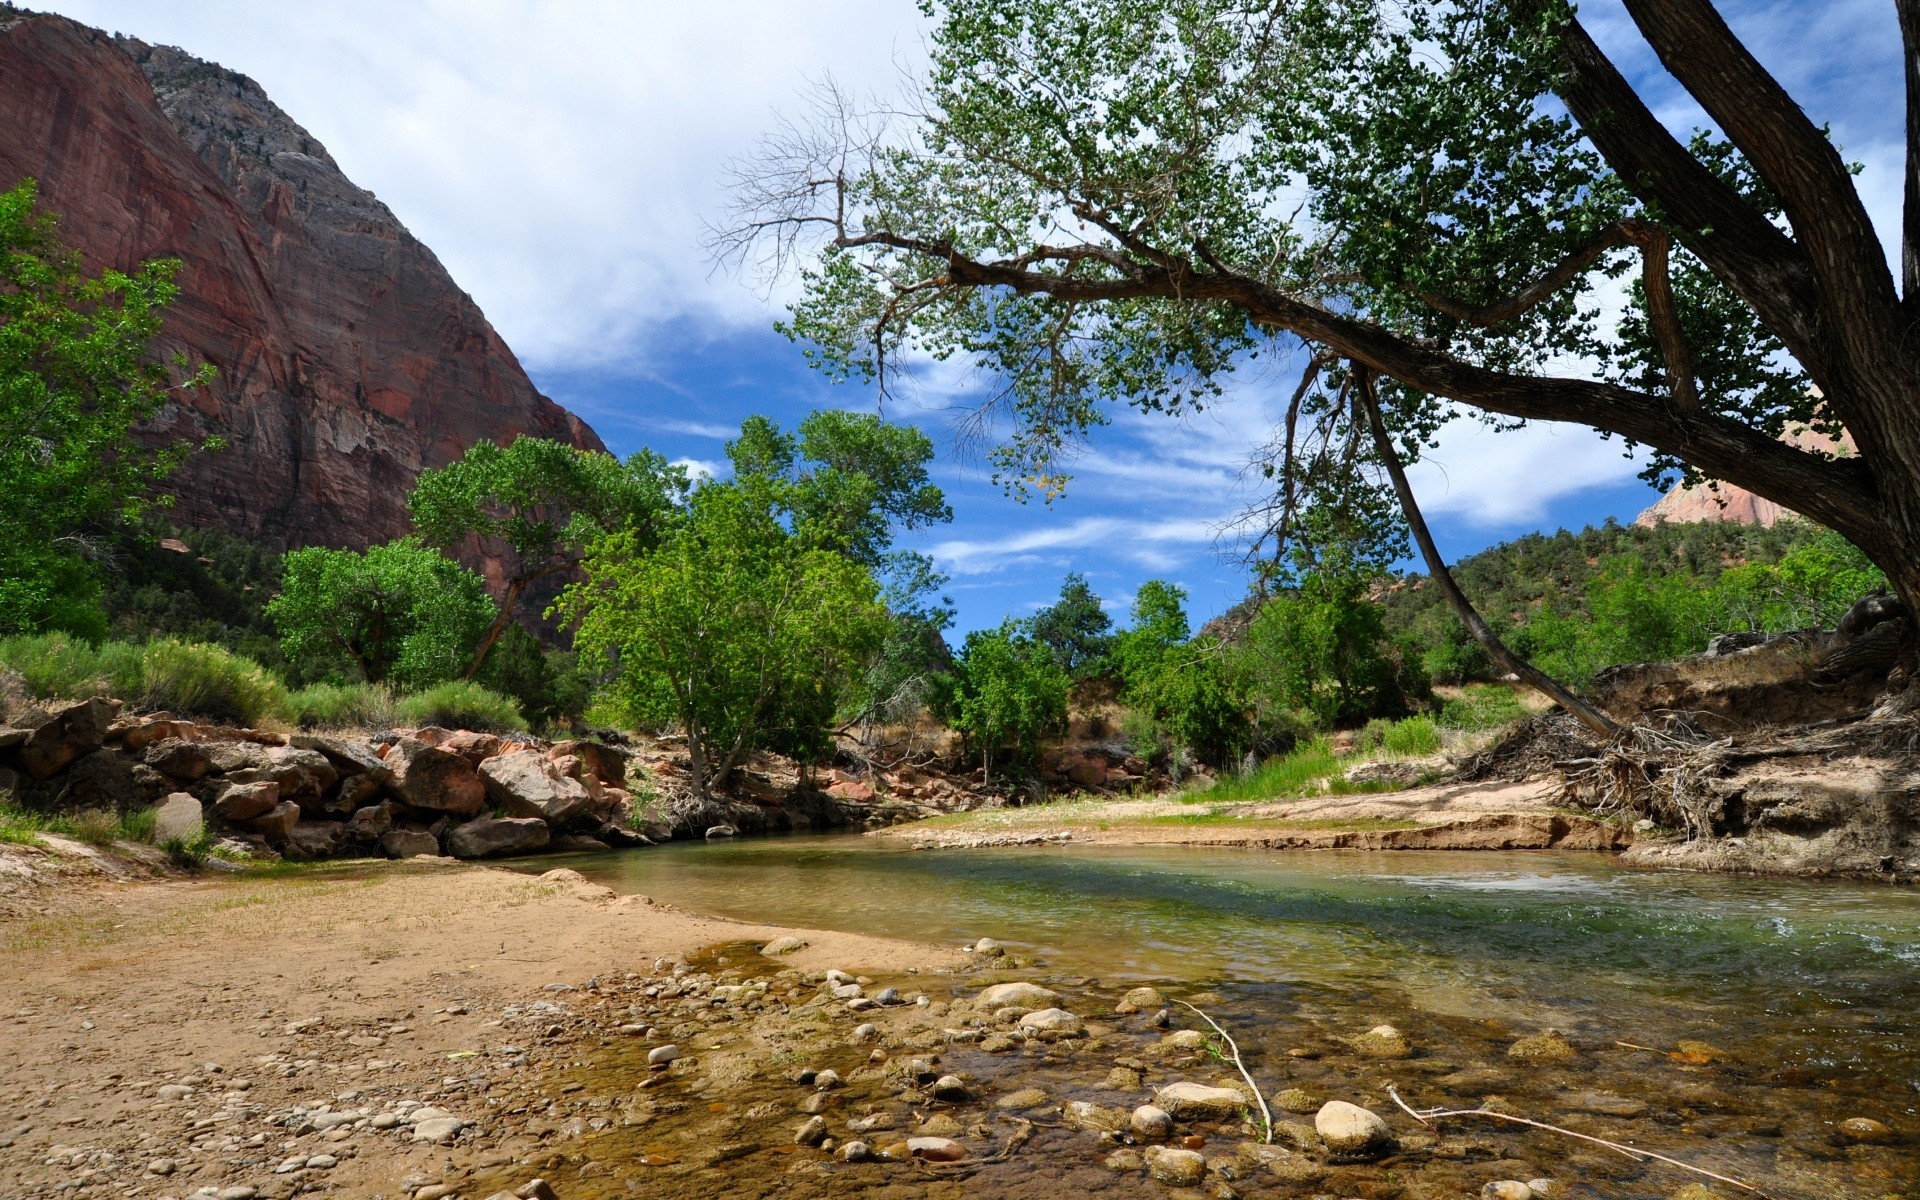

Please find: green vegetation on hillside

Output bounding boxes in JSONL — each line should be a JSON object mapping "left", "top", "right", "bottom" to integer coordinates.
{"left": 1382, "top": 518, "right": 1885, "bottom": 684}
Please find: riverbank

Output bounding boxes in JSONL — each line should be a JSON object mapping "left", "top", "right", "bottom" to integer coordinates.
{"left": 876, "top": 778, "right": 1633, "bottom": 854}
{"left": 7, "top": 841, "right": 1918, "bottom": 1199}
{"left": 0, "top": 855, "right": 958, "bottom": 1198}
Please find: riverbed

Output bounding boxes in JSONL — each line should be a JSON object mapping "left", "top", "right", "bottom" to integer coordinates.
{"left": 508, "top": 837, "right": 1920, "bottom": 1199}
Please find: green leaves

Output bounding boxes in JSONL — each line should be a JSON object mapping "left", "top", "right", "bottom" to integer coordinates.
{"left": 933, "top": 622, "right": 1071, "bottom": 778}
{"left": 409, "top": 436, "right": 689, "bottom": 577}
{"left": 0, "top": 180, "right": 214, "bottom": 633}
{"left": 561, "top": 477, "right": 892, "bottom": 792}
{"left": 266, "top": 538, "right": 497, "bottom": 687}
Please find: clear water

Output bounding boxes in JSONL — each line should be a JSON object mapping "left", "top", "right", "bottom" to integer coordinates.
{"left": 508, "top": 838, "right": 1920, "bottom": 1197}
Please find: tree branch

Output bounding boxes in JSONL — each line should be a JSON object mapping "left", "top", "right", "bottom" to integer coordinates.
{"left": 1554, "top": 14, "right": 1828, "bottom": 375}
{"left": 897, "top": 236, "right": 1878, "bottom": 542}
{"left": 1621, "top": 220, "right": 1698, "bottom": 410}
{"left": 1421, "top": 223, "right": 1631, "bottom": 327}
{"left": 1619, "top": 0, "right": 1901, "bottom": 329}
{"left": 1355, "top": 367, "right": 1620, "bottom": 739}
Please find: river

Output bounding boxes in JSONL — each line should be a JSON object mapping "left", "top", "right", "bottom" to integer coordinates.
{"left": 510, "top": 837, "right": 1920, "bottom": 1198}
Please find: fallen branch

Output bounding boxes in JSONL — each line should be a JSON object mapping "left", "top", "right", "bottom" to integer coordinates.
{"left": 1387, "top": 1086, "right": 1773, "bottom": 1198}
{"left": 1175, "top": 1000, "right": 1274, "bottom": 1144}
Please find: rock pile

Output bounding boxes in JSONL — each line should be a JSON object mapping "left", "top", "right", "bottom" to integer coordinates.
{"left": 0, "top": 698, "right": 661, "bottom": 862}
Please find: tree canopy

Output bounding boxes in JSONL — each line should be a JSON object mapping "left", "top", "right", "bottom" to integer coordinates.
{"left": 723, "top": 0, "right": 1920, "bottom": 617}
{"left": 267, "top": 538, "right": 497, "bottom": 688}
{"left": 0, "top": 180, "right": 213, "bottom": 635}
{"left": 409, "top": 436, "right": 687, "bottom": 677}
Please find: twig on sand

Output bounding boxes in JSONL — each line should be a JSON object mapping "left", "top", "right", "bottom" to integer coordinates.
{"left": 1387, "top": 1086, "right": 1773, "bottom": 1198}
{"left": 1176, "top": 1000, "right": 1275, "bottom": 1144}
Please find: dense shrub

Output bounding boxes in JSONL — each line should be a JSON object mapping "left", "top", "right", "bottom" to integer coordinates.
{"left": 125, "top": 639, "right": 288, "bottom": 725}
{"left": 931, "top": 623, "right": 1071, "bottom": 780}
{"left": 287, "top": 682, "right": 397, "bottom": 730}
{"left": 393, "top": 680, "right": 529, "bottom": 733}
{"left": 1358, "top": 715, "right": 1441, "bottom": 757}
{"left": 0, "top": 634, "right": 287, "bottom": 725}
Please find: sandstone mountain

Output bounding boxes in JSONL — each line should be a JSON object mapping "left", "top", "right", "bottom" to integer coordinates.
{"left": 1634, "top": 422, "right": 1845, "bottom": 530}
{"left": 0, "top": 8, "right": 604, "bottom": 554}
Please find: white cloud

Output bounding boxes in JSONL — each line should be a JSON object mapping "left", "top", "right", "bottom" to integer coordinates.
{"left": 929, "top": 514, "right": 1221, "bottom": 577}
{"left": 41, "top": 0, "right": 925, "bottom": 369}
{"left": 671, "top": 456, "right": 722, "bottom": 483}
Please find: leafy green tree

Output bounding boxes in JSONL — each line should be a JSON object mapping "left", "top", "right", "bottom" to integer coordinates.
{"left": 726, "top": 409, "right": 953, "bottom": 615}
{"left": 1231, "top": 570, "right": 1418, "bottom": 730}
{"left": 0, "top": 180, "right": 213, "bottom": 634}
{"left": 933, "top": 622, "right": 1070, "bottom": 781}
{"left": 1028, "top": 572, "right": 1113, "bottom": 677}
{"left": 1107, "top": 581, "right": 1193, "bottom": 694}
{"left": 561, "top": 481, "right": 890, "bottom": 796}
{"left": 409, "top": 437, "right": 687, "bottom": 677}
{"left": 728, "top": 0, "right": 1920, "bottom": 628}
{"left": 267, "top": 538, "right": 497, "bottom": 688}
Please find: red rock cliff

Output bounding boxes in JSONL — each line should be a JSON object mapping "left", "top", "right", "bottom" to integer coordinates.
{"left": 0, "top": 9, "right": 605, "bottom": 552}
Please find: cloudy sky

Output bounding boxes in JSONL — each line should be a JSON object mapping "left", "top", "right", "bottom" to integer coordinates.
{"left": 40, "top": 0, "right": 1906, "bottom": 632}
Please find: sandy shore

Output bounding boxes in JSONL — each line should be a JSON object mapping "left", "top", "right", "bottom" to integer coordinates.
{"left": 0, "top": 850, "right": 958, "bottom": 1199}
{"left": 877, "top": 778, "right": 1632, "bottom": 853}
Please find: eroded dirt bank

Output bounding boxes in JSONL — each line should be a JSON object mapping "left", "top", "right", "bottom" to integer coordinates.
{"left": 878, "top": 779, "right": 1631, "bottom": 854}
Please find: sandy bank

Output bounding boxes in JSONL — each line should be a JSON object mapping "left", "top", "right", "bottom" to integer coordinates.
{"left": 877, "top": 778, "right": 1630, "bottom": 853}
{"left": 0, "top": 853, "right": 957, "bottom": 1198}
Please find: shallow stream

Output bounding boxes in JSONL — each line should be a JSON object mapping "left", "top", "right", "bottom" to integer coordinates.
{"left": 504, "top": 839, "right": 1920, "bottom": 1198}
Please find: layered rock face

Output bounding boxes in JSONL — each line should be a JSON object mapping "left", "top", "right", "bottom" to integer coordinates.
{"left": 0, "top": 10, "right": 603, "bottom": 551}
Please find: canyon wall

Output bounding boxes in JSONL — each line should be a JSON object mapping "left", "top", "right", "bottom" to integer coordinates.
{"left": 0, "top": 8, "right": 604, "bottom": 553}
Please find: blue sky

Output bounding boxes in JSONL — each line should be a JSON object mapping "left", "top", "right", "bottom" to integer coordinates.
{"left": 43, "top": 0, "right": 1906, "bottom": 632}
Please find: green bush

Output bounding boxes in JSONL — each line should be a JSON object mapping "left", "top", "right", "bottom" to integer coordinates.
{"left": 0, "top": 634, "right": 286, "bottom": 724}
{"left": 394, "top": 680, "right": 529, "bottom": 733}
{"left": 0, "top": 804, "right": 51, "bottom": 846}
{"left": 1201, "top": 739, "right": 1340, "bottom": 802}
{"left": 1438, "top": 684, "right": 1529, "bottom": 731}
{"left": 0, "top": 633, "right": 119, "bottom": 699}
{"left": 287, "top": 682, "right": 397, "bottom": 730}
{"left": 1378, "top": 715, "right": 1440, "bottom": 757}
{"left": 124, "top": 639, "right": 288, "bottom": 725}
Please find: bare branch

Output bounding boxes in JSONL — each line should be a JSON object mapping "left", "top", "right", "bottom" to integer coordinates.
{"left": 1356, "top": 367, "right": 1621, "bottom": 739}
{"left": 1621, "top": 219, "right": 1698, "bottom": 410}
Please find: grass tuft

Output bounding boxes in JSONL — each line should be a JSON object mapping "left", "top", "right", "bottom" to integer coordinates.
{"left": 1437, "top": 684, "right": 1529, "bottom": 731}
{"left": 287, "top": 682, "right": 396, "bottom": 730}
{"left": 0, "top": 634, "right": 289, "bottom": 725}
{"left": 394, "top": 680, "right": 528, "bottom": 733}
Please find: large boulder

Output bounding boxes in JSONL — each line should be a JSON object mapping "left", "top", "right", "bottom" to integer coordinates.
{"left": 16, "top": 698, "right": 117, "bottom": 778}
{"left": 387, "top": 738, "right": 487, "bottom": 816}
{"left": 142, "top": 739, "right": 212, "bottom": 781}
{"left": 290, "top": 734, "right": 393, "bottom": 783}
{"left": 225, "top": 747, "right": 339, "bottom": 812}
{"left": 344, "top": 800, "right": 400, "bottom": 842}
{"left": 549, "top": 740, "right": 630, "bottom": 788}
{"left": 441, "top": 730, "right": 503, "bottom": 766}
{"left": 59, "top": 748, "right": 169, "bottom": 810}
{"left": 112, "top": 715, "right": 190, "bottom": 753}
{"left": 211, "top": 779, "right": 280, "bottom": 822}
{"left": 480, "top": 751, "right": 595, "bottom": 828}
{"left": 445, "top": 816, "right": 550, "bottom": 859}
{"left": 381, "top": 828, "right": 442, "bottom": 858}
{"left": 282, "top": 820, "right": 346, "bottom": 860}
{"left": 152, "top": 793, "right": 205, "bottom": 844}
{"left": 247, "top": 800, "right": 301, "bottom": 844}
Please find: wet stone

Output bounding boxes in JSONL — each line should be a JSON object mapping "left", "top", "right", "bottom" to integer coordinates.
{"left": 1508, "top": 1031, "right": 1578, "bottom": 1065}
{"left": 1143, "top": 1145, "right": 1207, "bottom": 1186}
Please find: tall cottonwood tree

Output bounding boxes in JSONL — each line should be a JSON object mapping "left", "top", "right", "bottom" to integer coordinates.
{"left": 719, "top": 0, "right": 1920, "bottom": 653}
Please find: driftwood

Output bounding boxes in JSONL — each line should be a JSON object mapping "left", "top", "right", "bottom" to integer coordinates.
{"left": 1176, "top": 999, "right": 1275, "bottom": 1144}
{"left": 1388, "top": 1086, "right": 1774, "bottom": 1198}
